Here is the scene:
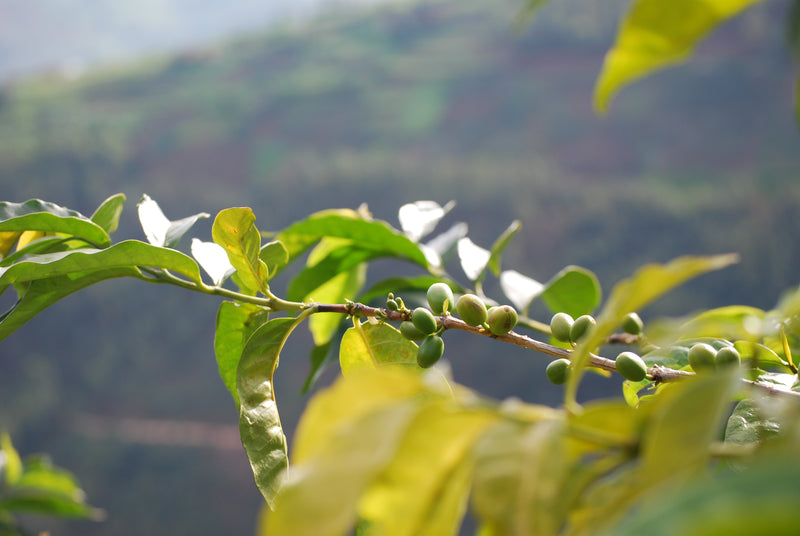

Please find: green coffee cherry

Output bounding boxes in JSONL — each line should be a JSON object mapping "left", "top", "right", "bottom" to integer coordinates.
{"left": 546, "top": 358, "right": 571, "bottom": 385}
{"left": 715, "top": 346, "right": 741, "bottom": 368}
{"left": 615, "top": 351, "right": 648, "bottom": 382}
{"left": 570, "top": 314, "right": 596, "bottom": 343}
{"left": 411, "top": 307, "right": 438, "bottom": 335}
{"left": 417, "top": 334, "right": 445, "bottom": 368}
{"left": 399, "top": 321, "right": 427, "bottom": 341}
{"left": 427, "top": 282, "right": 454, "bottom": 315}
{"left": 486, "top": 305, "right": 518, "bottom": 336}
{"left": 386, "top": 298, "right": 399, "bottom": 311}
{"left": 550, "top": 312, "right": 574, "bottom": 343}
{"left": 621, "top": 312, "right": 644, "bottom": 335}
{"left": 456, "top": 294, "right": 488, "bottom": 326}
{"left": 688, "top": 343, "right": 717, "bottom": 372}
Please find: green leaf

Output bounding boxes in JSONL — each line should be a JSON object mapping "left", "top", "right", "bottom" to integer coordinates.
{"left": 0, "top": 268, "right": 141, "bottom": 343}
{"left": 137, "top": 194, "right": 209, "bottom": 248}
{"left": 0, "top": 199, "right": 110, "bottom": 248}
{"left": 0, "top": 240, "right": 204, "bottom": 291}
{"left": 724, "top": 399, "right": 780, "bottom": 452}
{"left": 214, "top": 301, "right": 268, "bottom": 408}
{"left": 594, "top": 0, "right": 765, "bottom": 112}
{"left": 487, "top": 220, "right": 521, "bottom": 277}
{"left": 1, "top": 433, "right": 22, "bottom": 486}
{"left": 607, "top": 461, "right": 800, "bottom": 536}
{"left": 678, "top": 305, "right": 766, "bottom": 341}
{"left": 275, "top": 210, "right": 428, "bottom": 275}
{"left": 212, "top": 207, "right": 269, "bottom": 294}
{"left": 90, "top": 193, "right": 125, "bottom": 234}
{"left": 471, "top": 419, "right": 573, "bottom": 536}
{"left": 499, "top": 270, "right": 544, "bottom": 314}
{"left": 0, "top": 231, "right": 21, "bottom": 258}
{"left": 339, "top": 321, "right": 420, "bottom": 375}
{"left": 541, "top": 266, "right": 601, "bottom": 318}
{"left": 307, "top": 264, "right": 366, "bottom": 346}
{"left": 640, "top": 369, "right": 739, "bottom": 483}
{"left": 260, "top": 240, "right": 289, "bottom": 277}
{"left": 287, "top": 243, "right": 371, "bottom": 303}
{"left": 237, "top": 316, "right": 304, "bottom": 507}
{"left": 565, "top": 254, "right": 738, "bottom": 410}
{"left": 357, "top": 404, "right": 497, "bottom": 536}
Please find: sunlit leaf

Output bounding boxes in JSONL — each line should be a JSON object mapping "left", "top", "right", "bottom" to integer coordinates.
{"left": 565, "top": 254, "right": 738, "bottom": 410}
{"left": 137, "top": 194, "right": 209, "bottom": 248}
{"left": 541, "top": 266, "right": 601, "bottom": 318}
{"left": 275, "top": 210, "right": 428, "bottom": 276}
{"left": 237, "top": 316, "right": 304, "bottom": 507}
{"left": 260, "top": 240, "right": 289, "bottom": 277}
{"left": 191, "top": 238, "right": 236, "bottom": 286}
{"left": 16, "top": 231, "right": 47, "bottom": 251}
{"left": 398, "top": 200, "right": 455, "bottom": 242}
{"left": 499, "top": 270, "right": 544, "bottom": 313}
{"left": 487, "top": 220, "right": 521, "bottom": 276}
{"left": 287, "top": 243, "right": 371, "bottom": 303}
{"left": 0, "top": 199, "right": 110, "bottom": 248}
{"left": 0, "top": 231, "right": 21, "bottom": 258}
{"left": 424, "top": 222, "right": 468, "bottom": 264}
{"left": 212, "top": 207, "right": 269, "bottom": 295}
{"left": 90, "top": 193, "right": 126, "bottom": 234}
{"left": 339, "top": 320, "right": 419, "bottom": 375}
{"left": 307, "top": 263, "right": 366, "bottom": 346}
{"left": 358, "top": 404, "right": 497, "bottom": 536}
{"left": 1, "top": 432, "right": 22, "bottom": 485}
{"left": 594, "top": 0, "right": 765, "bottom": 112}
{"left": 457, "top": 237, "right": 491, "bottom": 283}
{"left": 214, "top": 301, "right": 268, "bottom": 408}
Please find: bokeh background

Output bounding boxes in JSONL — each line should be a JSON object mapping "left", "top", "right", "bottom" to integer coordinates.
{"left": 2, "top": 0, "right": 800, "bottom": 533}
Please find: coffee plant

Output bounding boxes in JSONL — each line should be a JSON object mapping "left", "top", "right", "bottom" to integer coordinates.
{"left": 2, "top": 193, "right": 800, "bottom": 536}
{"left": 4, "top": 0, "right": 800, "bottom": 534}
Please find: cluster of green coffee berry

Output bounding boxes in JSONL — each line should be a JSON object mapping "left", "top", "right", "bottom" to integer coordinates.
{"left": 545, "top": 311, "right": 649, "bottom": 385}
{"left": 392, "top": 282, "right": 519, "bottom": 368}
{"left": 686, "top": 342, "right": 741, "bottom": 371}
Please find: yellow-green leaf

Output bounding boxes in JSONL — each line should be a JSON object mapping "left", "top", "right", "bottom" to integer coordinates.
{"left": 594, "top": 0, "right": 765, "bottom": 112}
{"left": 212, "top": 207, "right": 269, "bottom": 294}
{"left": 339, "top": 321, "right": 420, "bottom": 375}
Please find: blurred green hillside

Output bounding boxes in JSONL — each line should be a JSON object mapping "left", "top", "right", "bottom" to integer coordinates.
{"left": 2, "top": 0, "right": 800, "bottom": 534}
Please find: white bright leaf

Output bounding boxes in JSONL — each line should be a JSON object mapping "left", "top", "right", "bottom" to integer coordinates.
{"left": 426, "top": 222, "right": 468, "bottom": 258}
{"left": 500, "top": 270, "right": 544, "bottom": 312}
{"left": 137, "top": 194, "right": 171, "bottom": 247}
{"left": 191, "top": 238, "right": 236, "bottom": 286}
{"left": 398, "top": 200, "right": 455, "bottom": 242}
{"left": 457, "top": 237, "right": 491, "bottom": 283}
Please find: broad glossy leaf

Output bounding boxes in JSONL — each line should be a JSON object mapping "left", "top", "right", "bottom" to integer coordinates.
{"left": 339, "top": 321, "right": 419, "bottom": 375}
{"left": 275, "top": 210, "right": 428, "bottom": 274}
{"left": 724, "top": 399, "right": 780, "bottom": 451}
{"left": 0, "top": 240, "right": 203, "bottom": 291}
{"left": 641, "top": 369, "right": 739, "bottom": 483}
{"left": 260, "top": 240, "right": 289, "bottom": 277}
{"left": 0, "top": 492, "right": 101, "bottom": 519}
{"left": 287, "top": 243, "right": 372, "bottom": 302}
{"left": 269, "top": 368, "right": 448, "bottom": 535}
{"left": 16, "top": 230, "right": 47, "bottom": 250}
{"left": 594, "top": 0, "right": 764, "bottom": 112}
{"left": 191, "top": 238, "right": 236, "bottom": 286}
{"left": 213, "top": 207, "right": 269, "bottom": 294}
{"left": 398, "top": 200, "right": 455, "bottom": 242}
{"left": 90, "top": 193, "right": 125, "bottom": 234}
{"left": 457, "top": 237, "right": 490, "bottom": 283}
{"left": 424, "top": 222, "right": 468, "bottom": 267}
{"left": 0, "top": 236, "right": 70, "bottom": 268}
{"left": 308, "top": 264, "right": 366, "bottom": 346}
{"left": 541, "top": 266, "right": 601, "bottom": 318}
{"left": 487, "top": 220, "right": 521, "bottom": 277}
{"left": 679, "top": 305, "right": 766, "bottom": 341}
{"left": 472, "top": 419, "right": 571, "bottom": 536}
{"left": 500, "top": 270, "right": 544, "bottom": 313}
{"left": 0, "top": 267, "right": 141, "bottom": 342}
{"left": 608, "top": 461, "right": 800, "bottom": 536}
{"left": 0, "top": 199, "right": 110, "bottom": 248}
{"left": 137, "top": 194, "right": 209, "bottom": 248}
{"left": 214, "top": 301, "right": 268, "bottom": 407}
{"left": 358, "top": 404, "right": 497, "bottom": 536}
{"left": 0, "top": 231, "right": 21, "bottom": 258}
{"left": 237, "top": 317, "right": 304, "bottom": 507}
{"left": 565, "top": 254, "right": 738, "bottom": 409}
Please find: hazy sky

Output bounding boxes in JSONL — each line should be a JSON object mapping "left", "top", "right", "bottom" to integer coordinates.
{"left": 0, "top": 0, "right": 391, "bottom": 82}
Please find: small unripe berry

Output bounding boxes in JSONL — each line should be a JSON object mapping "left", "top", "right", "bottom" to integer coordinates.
{"left": 615, "top": 351, "right": 648, "bottom": 382}
{"left": 570, "top": 314, "right": 596, "bottom": 343}
{"left": 456, "top": 294, "right": 488, "bottom": 326}
{"left": 486, "top": 305, "right": 518, "bottom": 336}
{"left": 688, "top": 343, "right": 717, "bottom": 372}
{"left": 550, "top": 312, "right": 574, "bottom": 343}
{"left": 399, "top": 321, "right": 427, "bottom": 341}
{"left": 417, "top": 334, "right": 444, "bottom": 368}
{"left": 386, "top": 298, "right": 399, "bottom": 311}
{"left": 411, "top": 307, "right": 438, "bottom": 335}
{"left": 715, "top": 346, "right": 741, "bottom": 368}
{"left": 426, "top": 282, "right": 454, "bottom": 315}
{"left": 546, "top": 358, "right": 571, "bottom": 385}
{"left": 621, "top": 312, "right": 644, "bottom": 335}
